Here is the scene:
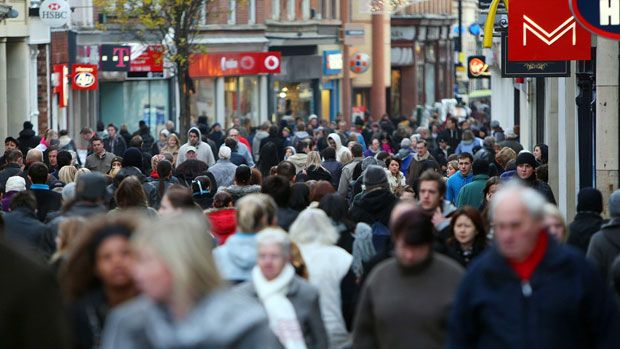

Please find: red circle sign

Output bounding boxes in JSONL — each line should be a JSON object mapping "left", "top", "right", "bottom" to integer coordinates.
{"left": 264, "top": 55, "right": 280, "bottom": 71}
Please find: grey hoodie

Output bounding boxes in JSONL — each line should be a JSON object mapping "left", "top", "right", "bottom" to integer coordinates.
{"left": 177, "top": 127, "right": 215, "bottom": 166}
{"left": 101, "top": 292, "right": 282, "bottom": 349}
{"left": 213, "top": 233, "right": 258, "bottom": 282}
{"left": 587, "top": 218, "right": 620, "bottom": 287}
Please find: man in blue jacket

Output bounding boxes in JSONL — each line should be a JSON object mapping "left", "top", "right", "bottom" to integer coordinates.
{"left": 448, "top": 184, "right": 620, "bottom": 349}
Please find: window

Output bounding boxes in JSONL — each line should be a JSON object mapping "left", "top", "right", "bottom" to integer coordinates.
{"left": 249, "top": 0, "right": 256, "bottom": 24}
{"left": 302, "top": 0, "right": 309, "bottom": 19}
{"left": 287, "top": 0, "right": 295, "bottom": 21}
{"left": 273, "top": 0, "right": 280, "bottom": 19}
{"left": 228, "top": 0, "right": 236, "bottom": 24}
{"left": 225, "top": 77, "right": 259, "bottom": 127}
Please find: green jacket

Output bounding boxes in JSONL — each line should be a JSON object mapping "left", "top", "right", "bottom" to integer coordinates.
{"left": 456, "top": 174, "right": 490, "bottom": 209}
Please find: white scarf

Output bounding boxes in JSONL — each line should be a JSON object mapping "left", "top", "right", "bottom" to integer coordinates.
{"left": 252, "top": 264, "right": 307, "bottom": 349}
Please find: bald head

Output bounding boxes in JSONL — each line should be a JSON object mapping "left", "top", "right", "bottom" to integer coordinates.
{"left": 26, "top": 148, "right": 43, "bottom": 165}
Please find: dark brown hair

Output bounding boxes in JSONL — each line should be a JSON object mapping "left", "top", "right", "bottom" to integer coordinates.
{"left": 309, "top": 180, "right": 335, "bottom": 202}
{"left": 448, "top": 207, "right": 487, "bottom": 244}
{"left": 60, "top": 214, "right": 141, "bottom": 300}
{"left": 115, "top": 176, "right": 147, "bottom": 209}
{"left": 418, "top": 169, "right": 447, "bottom": 197}
{"left": 164, "top": 185, "right": 198, "bottom": 210}
{"left": 390, "top": 208, "right": 435, "bottom": 246}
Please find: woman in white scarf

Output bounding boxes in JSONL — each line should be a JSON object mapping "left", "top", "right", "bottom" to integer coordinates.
{"left": 236, "top": 228, "right": 328, "bottom": 349}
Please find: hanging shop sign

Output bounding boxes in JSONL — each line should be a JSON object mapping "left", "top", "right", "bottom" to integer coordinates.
{"left": 100, "top": 45, "right": 132, "bottom": 71}
{"left": 52, "top": 64, "right": 69, "bottom": 108}
{"left": 323, "top": 50, "right": 343, "bottom": 75}
{"left": 508, "top": 0, "right": 590, "bottom": 61}
{"left": 71, "top": 64, "right": 98, "bottom": 91}
{"left": 349, "top": 53, "right": 370, "bottom": 74}
{"left": 500, "top": 34, "right": 570, "bottom": 78}
{"left": 189, "top": 51, "right": 282, "bottom": 77}
{"left": 570, "top": 0, "right": 620, "bottom": 40}
{"left": 39, "top": 0, "right": 71, "bottom": 27}
{"left": 467, "top": 56, "right": 491, "bottom": 79}
{"left": 483, "top": 0, "right": 509, "bottom": 48}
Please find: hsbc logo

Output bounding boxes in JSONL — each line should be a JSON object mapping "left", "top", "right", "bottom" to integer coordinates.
{"left": 523, "top": 16, "right": 577, "bottom": 46}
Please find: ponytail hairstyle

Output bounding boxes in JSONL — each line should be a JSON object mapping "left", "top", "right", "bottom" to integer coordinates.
{"left": 157, "top": 160, "right": 173, "bottom": 199}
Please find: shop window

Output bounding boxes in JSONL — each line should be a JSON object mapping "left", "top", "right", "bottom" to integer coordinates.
{"left": 249, "top": 0, "right": 256, "bottom": 24}
{"left": 416, "top": 64, "right": 424, "bottom": 106}
{"left": 225, "top": 76, "right": 259, "bottom": 128}
{"left": 425, "top": 63, "right": 435, "bottom": 106}
{"left": 390, "top": 69, "right": 401, "bottom": 117}
{"left": 100, "top": 80, "right": 171, "bottom": 135}
{"left": 275, "top": 81, "right": 314, "bottom": 119}
{"left": 191, "top": 78, "right": 216, "bottom": 123}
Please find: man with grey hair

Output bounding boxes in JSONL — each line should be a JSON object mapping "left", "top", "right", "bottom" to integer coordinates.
{"left": 448, "top": 184, "right": 620, "bottom": 348}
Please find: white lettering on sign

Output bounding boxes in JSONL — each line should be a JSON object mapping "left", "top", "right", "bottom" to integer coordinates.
{"left": 600, "top": 0, "right": 620, "bottom": 26}
{"left": 523, "top": 15, "right": 577, "bottom": 46}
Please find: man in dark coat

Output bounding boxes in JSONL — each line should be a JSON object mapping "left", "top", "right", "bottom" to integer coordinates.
{"left": 0, "top": 136, "right": 19, "bottom": 169}
{"left": 349, "top": 165, "right": 398, "bottom": 227}
{"left": 260, "top": 125, "right": 286, "bottom": 159}
{"left": 27, "top": 162, "right": 62, "bottom": 222}
{"left": 0, "top": 239, "right": 72, "bottom": 349}
{"left": 261, "top": 175, "right": 298, "bottom": 232}
{"left": 448, "top": 184, "right": 620, "bottom": 349}
{"left": 16, "top": 121, "right": 41, "bottom": 156}
{"left": 440, "top": 116, "right": 461, "bottom": 151}
{"left": 515, "top": 152, "right": 556, "bottom": 204}
{"left": 0, "top": 149, "right": 23, "bottom": 193}
{"left": 587, "top": 189, "right": 620, "bottom": 287}
{"left": 321, "top": 147, "right": 343, "bottom": 190}
{"left": 568, "top": 187, "right": 605, "bottom": 254}
{"left": 2, "top": 191, "right": 51, "bottom": 258}
{"left": 103, "top": 123, "right": 127, "bottom": 157}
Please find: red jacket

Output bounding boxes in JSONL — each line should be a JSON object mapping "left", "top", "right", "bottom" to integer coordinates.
{"left": 207, "top": 208, "right": 237, "bottom": 244}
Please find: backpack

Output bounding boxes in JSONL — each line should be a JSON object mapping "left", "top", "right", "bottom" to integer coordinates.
{"left": 371, "top": 221, "right": 391, "bottom": 252}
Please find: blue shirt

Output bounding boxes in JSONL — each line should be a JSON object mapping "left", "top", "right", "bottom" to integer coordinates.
{"left": 446, "top": 171, "right": 473, "bottom": 205}
{"left": 30, "top": 184, "right": 50, "bottom": 190}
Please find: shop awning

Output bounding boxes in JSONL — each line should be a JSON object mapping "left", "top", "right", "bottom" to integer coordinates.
{"left": 391, "top": 47, "right": 413, "bottom": 66}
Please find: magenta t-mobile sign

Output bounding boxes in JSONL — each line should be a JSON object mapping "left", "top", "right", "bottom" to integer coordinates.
{"left": 100, "top": 45, "right": 131, "bottom": 71}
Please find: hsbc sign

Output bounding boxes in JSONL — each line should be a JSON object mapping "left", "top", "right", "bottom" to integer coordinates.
{"left": 570, "top": 0, "right": 620, "bottom": 40}
{"left": 508, "top": 0, "right": 591, "bottom": 61}
{"left": 39, "top": 0, "right": 71, "bottom": 27}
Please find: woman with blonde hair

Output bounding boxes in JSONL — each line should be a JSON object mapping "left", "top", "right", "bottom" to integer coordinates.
{"left": 543, "top": 203, "right": 569, "bottom": 242}
{"left": 59, "top": 165, "right": 78, "bottom": 184}
{"left": 101, "top": 213, "right": 279, "bottom": 348}
{"left": 296, "top": 151, "right": 332, "bottom": 183}
{"left": 50, "top": 217, "right": 85, "bottom": 272}
{"left": 213, "top": 193, "right": 278, "bottom": 283}
{"left": 289, "top": 208, "right": 355, "bottom": 349}
{"left": 74, "top": 167, "right": 91, "bottom": 183}
{"left": 160, "top": 133, "right": 181, "bottom": 165}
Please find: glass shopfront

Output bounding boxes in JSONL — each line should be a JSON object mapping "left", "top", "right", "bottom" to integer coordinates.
{"left": 100, "top": 79, "right": 172, "bottom": 134}
{"left": 274, "top": 80, "right": 315, "bottom": 119}
{"left": 225, "top": 76, "right": 259, "bottom": 126}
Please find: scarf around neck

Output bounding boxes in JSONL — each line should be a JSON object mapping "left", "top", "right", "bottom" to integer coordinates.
{"left": 252, "top": 264, "right": 307, "bottom": 349}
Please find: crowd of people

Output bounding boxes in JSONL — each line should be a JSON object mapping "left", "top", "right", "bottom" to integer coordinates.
{"left": 0, "top": 113, "right": 619, "bottom": 349}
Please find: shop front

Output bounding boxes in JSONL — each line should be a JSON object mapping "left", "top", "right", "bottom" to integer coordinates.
{"left": 271, "top": 54, "right": 322, "bottom": 120}
{"left": 189, "top": 51, "right": 281, "bottom": 128}
{"left": 70, "top": 43, "right": 174, "bottom": 136}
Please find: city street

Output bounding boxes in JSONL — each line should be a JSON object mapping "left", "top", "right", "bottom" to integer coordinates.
{"left": 1, "top": 0, "right": 620, "bottom": 348}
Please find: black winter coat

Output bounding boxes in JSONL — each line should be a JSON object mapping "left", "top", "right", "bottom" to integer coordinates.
{"left": 322, "top": 160, "right": 344, "bottom": 189}
{"left": 0, "top": 241, "right": 72, "bottom": 349}
{"left": 587, "top": 219, "right": 620, "bottom": 287}
{"left": 2, "top": 207, "right": 51, "bottom": 258}
{"left": 295, "top": 166, "right": 333, "bottom": 184}
{"left": 349, "top": 188, "right": 397, "bottom": 227}
{"left": 568, "top": 211, "right": 606, "bottom": 254}
{"left": 17, "top": 128, "right": 41, "bottom": 156}
{"left": 435, "top": 239, "right": 488, "bottom": 268}
{"left": 31, "top": 188, "right": 62, "bottom": 222}
{"left": 0, "top": 163, "right": 22, "bottom": 193}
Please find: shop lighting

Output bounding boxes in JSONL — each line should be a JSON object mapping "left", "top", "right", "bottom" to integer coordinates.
{"left": 279, "top": 92, "right": 287, "bottom": 98}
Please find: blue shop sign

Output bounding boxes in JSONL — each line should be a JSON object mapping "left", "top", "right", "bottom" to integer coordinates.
{"left": 571, "top": 0, "right": 620, "bottom": 40}
{"left": 323, "top": 50, "right": 343, "bottom": 75}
